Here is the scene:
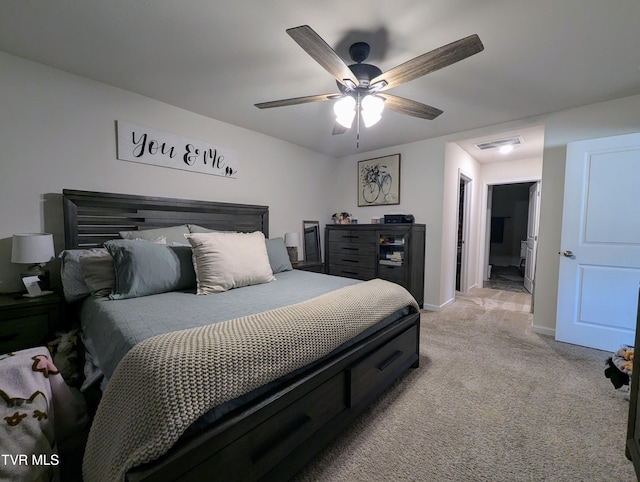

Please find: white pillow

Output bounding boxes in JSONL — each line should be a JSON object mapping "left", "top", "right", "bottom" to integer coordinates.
{"left": 185, "top": 231, "right": 275, "bottom": 294}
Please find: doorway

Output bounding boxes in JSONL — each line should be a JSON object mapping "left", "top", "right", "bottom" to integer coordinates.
{"left": 456, "top": 172, "right": 471, "bottom": 292}
{"left": 484, "top": 182, "right": 537, "bottom": 293}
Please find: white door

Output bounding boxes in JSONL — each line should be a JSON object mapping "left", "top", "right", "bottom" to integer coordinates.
{"left": 524, "top": 182, "right": 540, "bottom": 293}
{"left": 555, "top": 132, "right": 640, "bottom": 351}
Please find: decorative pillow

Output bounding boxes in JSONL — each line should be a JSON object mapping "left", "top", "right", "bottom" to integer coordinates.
{"left": 185, "top": 231, "right": 275, "bottom": 294}
{"left": 265, "top": 237, "right": 293, "bottom": 273}
{"left": 59, "top": 249, "right": 109, "bottom": 302}
{"left": 79, "top": 250, "right": 115, "bottom": 297}
{"left": 119, "top": 225, "right": 189, "bottom": 245}
{"left": 104, "top": 239, "right": 196, "bottom": 300}
{"left": 187, "top": 224, "right": 214, "bottom": 233}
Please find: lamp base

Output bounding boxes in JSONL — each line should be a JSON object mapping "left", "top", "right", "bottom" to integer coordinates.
{"left": 20, "top": 265, "right": 51, "bottom": 291}
{"left": 23, "top": 291, "right": 54, "bottom": 298}
{"left": 286, "top": 246, "right": 299, "bottom": 265}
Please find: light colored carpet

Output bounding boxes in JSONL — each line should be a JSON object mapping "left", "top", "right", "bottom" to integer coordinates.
{"left": 294, "top": 288, "right": 636, "bottom": 481}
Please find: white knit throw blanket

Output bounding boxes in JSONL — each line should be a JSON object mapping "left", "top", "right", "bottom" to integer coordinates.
{"left": 82, "top": 279, "right": 419, "bottom": 481}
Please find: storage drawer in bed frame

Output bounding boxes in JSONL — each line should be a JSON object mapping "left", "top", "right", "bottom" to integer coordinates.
{"left": 127, "top": 312, "right": 420, "bottom": 482}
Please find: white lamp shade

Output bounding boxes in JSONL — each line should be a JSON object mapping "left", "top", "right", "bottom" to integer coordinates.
{"left": 361, "top": 95, "right": 385, "bottom": 127}
{"left": 284, "top": 232, "right": 300, "bottom": 247}
{"left": 334, "top": 96, "right": 356, "bottom": 128}
{"left": 11, "top": 233, "right": 55, "bottom": 264}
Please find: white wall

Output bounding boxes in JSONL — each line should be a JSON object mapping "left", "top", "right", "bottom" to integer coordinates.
{"left": 532, "top": 95, "right": 640, "bottom": 336}
{"left": 441, "top": 142, "right": 481, "bottom": 307}
{"left": 0, "top": 51, "right": 337, "bottom": 293}
{"left": 333, "top": 140, "right": 447, "bottom": 310}
{"left": 2, "top": 49, "right": 639, "bottom": 336}
{"left": 334, "top": 94, "right": 640, "bottom": 325}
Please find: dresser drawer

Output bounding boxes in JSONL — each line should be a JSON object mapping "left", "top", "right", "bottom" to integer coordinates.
{"left": 350, "top": 325, "right": 418, "bottom": 406}
{"left": 192, "top": 371, "right": 348, "bottom": 480}
{"left": 377, "top": 263, "right": 408, "bottom": 286}
{"left": 328, "top": 265, "right": 375, "bottom": 280}
{"left": 328, "top": 250, "right": 376, "bottom": 270}
{"left": 0, "top": 313, "right": 50, "bottom": 354}
{"left": 328, "top": 229, "right": 376, "bottom": 245}
{"left": 330, "top": 241, "right": 374, "bottom": 257}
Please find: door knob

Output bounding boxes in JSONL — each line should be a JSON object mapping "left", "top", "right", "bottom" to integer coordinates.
{"left": 562, "top": 250, "right": 574, "bottom": 258}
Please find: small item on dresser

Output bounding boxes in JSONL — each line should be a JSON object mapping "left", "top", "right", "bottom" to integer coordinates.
{"left": 383, "top": 214, "right": 415, "bottom": 224}
{"left": 331, "top": 212, "right": 352, "bottom": 224}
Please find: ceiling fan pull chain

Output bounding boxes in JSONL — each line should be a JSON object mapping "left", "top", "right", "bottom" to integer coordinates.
{"left": 356, "top": 92, "right": 361, "bottom": 149}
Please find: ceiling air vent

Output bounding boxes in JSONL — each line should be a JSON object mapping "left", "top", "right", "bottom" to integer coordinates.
{"left": 475, "top": 135, "right": 523, "bottom": 150}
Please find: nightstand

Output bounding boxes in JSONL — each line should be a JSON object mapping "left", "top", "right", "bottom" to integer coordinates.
{"left": 293, "top": 261, "right": 325, "bottom": 273}
{"left": 0, "top": 292, "right": 60, "bottom": 354}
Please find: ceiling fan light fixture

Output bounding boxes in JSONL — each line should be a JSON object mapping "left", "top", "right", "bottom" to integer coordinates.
{"left": 369, "top": 80, "right": 388, "bottom": 92}
{"left": 334, "top": 96, "right": 356, "bottom": 128}
{"left": 361, "top": 94, "right": 385, "bottom": 127}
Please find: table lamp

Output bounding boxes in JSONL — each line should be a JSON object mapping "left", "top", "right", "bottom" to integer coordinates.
{"left": 11, "top": 233, "right": 55, "bottom": 295}
{"left": 284, "top": 232, "right": 300, "bottom": 264}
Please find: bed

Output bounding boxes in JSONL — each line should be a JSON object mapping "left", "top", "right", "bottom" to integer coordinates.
{"left": 61, "top": 189, "right": 421, "bottom": 482}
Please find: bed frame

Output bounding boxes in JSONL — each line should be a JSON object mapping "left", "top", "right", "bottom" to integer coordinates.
{"left": 62, "top": 189, "right": 420, "bottom": 481}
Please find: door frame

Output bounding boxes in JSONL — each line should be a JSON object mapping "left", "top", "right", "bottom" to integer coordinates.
{"left": 456, "top": 170, "right": 472, "bottom": 292}
{"left": 479, "top": 176, "right": 541, "bottom": 291}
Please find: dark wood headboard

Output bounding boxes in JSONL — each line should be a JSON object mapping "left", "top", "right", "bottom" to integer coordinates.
{"left": 62, "top": 189, "right": 269, "bottom": 249}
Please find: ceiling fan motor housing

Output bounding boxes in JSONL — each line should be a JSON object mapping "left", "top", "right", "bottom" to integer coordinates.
{"left": 337, "top": 63, "right": 383, "bottom": 92}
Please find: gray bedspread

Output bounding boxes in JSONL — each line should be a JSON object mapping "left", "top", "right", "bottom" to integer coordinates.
{"left": 80, "top": 270, "right": 360, "bottom": 381}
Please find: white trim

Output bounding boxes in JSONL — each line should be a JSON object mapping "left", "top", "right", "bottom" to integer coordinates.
{"left": 531, "top": 324, "right": 555, "bottom": 337}
{"left": 478, "top": 175, "right": 542, "bottom": 289}
{"left": 456, "top": 169, "right": 473, "bottom": 294}
{"left": 423, "top": 297, "right": 455, "bottom": 312}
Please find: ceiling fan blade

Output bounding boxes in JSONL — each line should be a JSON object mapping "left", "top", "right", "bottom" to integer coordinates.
{"left": 255, "top": 93, "right": 336, "bottom": 109}
{"left": 287, "top": 25, "right": 359, "bottom": 87}
{"left": 332, "top": 122, "right": 348, "bottom": 135}
{"left": 379, "top": 93, "right": 443, "bottom": 120}
{"left": 372, "top": 34, "right": 484, "bottom": 91}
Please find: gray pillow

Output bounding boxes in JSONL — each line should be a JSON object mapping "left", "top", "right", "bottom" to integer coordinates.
{"left": 265, "top": 237, "right": 293, "bottom": 273}
{"left": 59, "top": 248, "right": 109, "bottom": 302}
{"left": 79, "top": 250, "right": 115, "bottom": 297}
{"left": 104, "top": 239, "right": 196, "bottom": 299}
{"left": 119, "top": 225, "right": 190, "bottom": 245}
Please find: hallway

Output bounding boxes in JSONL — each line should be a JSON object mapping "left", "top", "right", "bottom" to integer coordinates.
{"left": 483, "top": 265, "right": 529, "bottom": 294}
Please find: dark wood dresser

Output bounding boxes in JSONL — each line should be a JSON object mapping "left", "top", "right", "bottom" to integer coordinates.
{"left": 325, "top": 224, "right": 425, "bottom": 307}
{"left": 626, "top": 288, "right": 640, "bottom": 476}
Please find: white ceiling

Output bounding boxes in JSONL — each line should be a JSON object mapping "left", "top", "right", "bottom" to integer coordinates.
{"left": 1, "top": 1, "right": 639, "bottom": 158}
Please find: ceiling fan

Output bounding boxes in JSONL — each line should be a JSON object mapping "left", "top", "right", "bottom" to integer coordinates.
{"left": 255, "top": 25, "right": 484, "bottom": 138}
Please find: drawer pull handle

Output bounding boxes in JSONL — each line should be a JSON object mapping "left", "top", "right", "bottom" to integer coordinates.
{"left": 342, "top": 271, "right": 358, "bottom": 275}
{"left": 0, "top": 333, "right": 19, "bottom": 343}
{"left": 341, "top": 259, "right": 359, "bottom": 263}
{"left": 342, "top": 247, "right": 359, "bottom": 251}
{"left": 251, "top": 414, "right": 312, "bottom": 463}
{"left": 378, "top": 350, "right": 403, "bottom": 371}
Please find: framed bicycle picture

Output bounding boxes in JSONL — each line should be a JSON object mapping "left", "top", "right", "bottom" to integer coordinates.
{"left": 358, "top": 154, "right": 401, "bottom": 206}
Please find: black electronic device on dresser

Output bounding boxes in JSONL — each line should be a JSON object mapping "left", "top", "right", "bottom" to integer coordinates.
{"left": 325, "top": 224, "right": 425, "bottom": 307}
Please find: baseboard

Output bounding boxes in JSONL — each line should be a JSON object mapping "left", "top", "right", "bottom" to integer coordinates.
{"left": 423, "top": 297, "right": 455, "bottom": 312}
{"left": 531, "top": 324, "right": 555, "bottom": 337}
